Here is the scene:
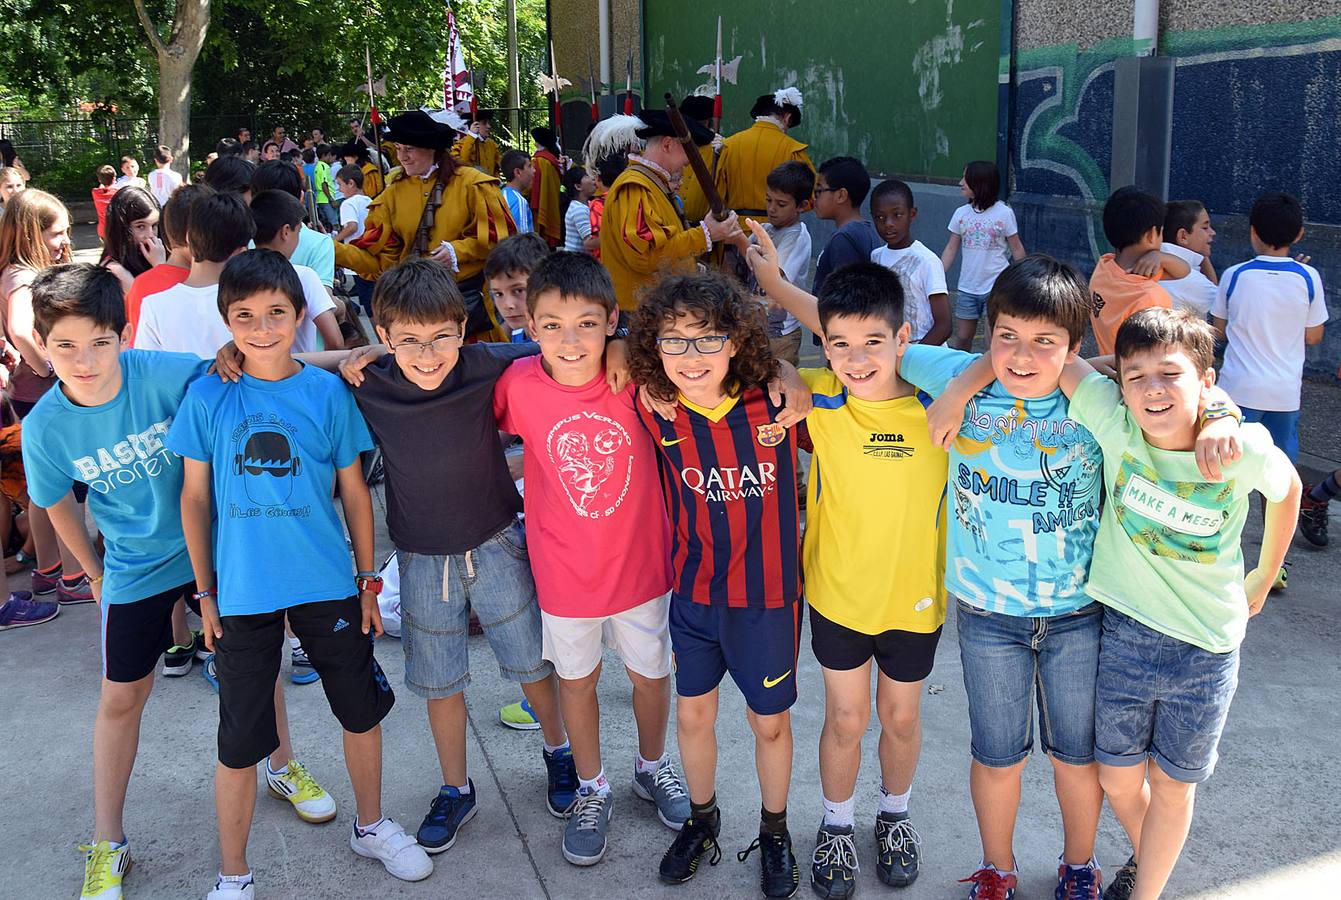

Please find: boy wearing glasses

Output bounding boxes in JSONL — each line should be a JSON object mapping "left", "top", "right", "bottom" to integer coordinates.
{"left": 335, "top": 257, "right": 577, "bottom": 855}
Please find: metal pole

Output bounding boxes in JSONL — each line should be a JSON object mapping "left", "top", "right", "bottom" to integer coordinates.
{"left": 598, "top": 0, "right": 611, "bottom": 91}
{"left": 507, "top": 0, "right": 520, "bottom": 137}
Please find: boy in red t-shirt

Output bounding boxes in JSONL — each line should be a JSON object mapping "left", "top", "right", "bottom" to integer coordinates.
{"left": 91, "top": 165, "right": 118, "bottom": 241}
{"left": 587, "top": 153, "right": 628, "bottom": 262}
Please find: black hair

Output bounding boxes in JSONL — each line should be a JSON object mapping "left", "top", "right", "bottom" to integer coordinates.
{"left": 1162, "top": 200, "right": 1205, "bottom": 244}
{"left": 251, "top": 159, "right": 303, "bottom": 199}
{"left": 766, "top": 161, "right": 815, "bottom": 206}
{"left": 986, "top": 254, "right": 1090, "bottom": 347}
{"left": 526, "top": 250, "right": 616, "bottom": 315}
{"left": 372, "top": 257, "right": 467, "bottom": 329}
{"left": 204, "top": 155, "right": 255, "bottom": 195}
{"left": 484, "top": 232, "right": 551, "bottom": 282}
{"left": 816, "top": 261, "right": 904, "bottom": 334}
{"left": 31, "top": 262, "right": 127, "bottom": 340}
{"left": 217, "top": 248, "right": 305, "bottom": 319}
{"left": 870, "top": 179, "right": 915, "bottom": 210}
{"left": 335, "top": 164, "right": 364, "bottom": 188}
{"left": 240, "top": 140, "right": 258, "bottom": 156}
{"left": 161, "top": 182, "right": 215, "bottom": 250}
{"left": 817, "top": 156, "right": 870, "bottom": 207}
{"left": 0, "top": 139, "right": 18, "bottom": 168}
{"left": 215, "top": 137, "right": 242, "bottom": 158}
{"left": 99, "top": 186, "right": 160, "bottom": 277}
{"left": 301, "top": 147, "right": 316, "bottom": 164}
{"left": 1102, "top": 185, "right": 1165, "bottom": 251}
{"left": 502, "top": 149, "right": 531, "bottom": 182}
{"left": 250, "top": 189, "right": 305, "bottom": 245}
{"left": 594, "top": 152, "right": 627, "bottom": 188}
{"left": 1249, "top": 191, "right": 1304, "bottom": 249}
{"left": 1115, "top": 307, "right": 1216, "bottom": 377}
{"left": 95, "top": 165, "right": 116, "bottom": 186}
{"left": 153, "top": 145, "right": 173, "bottom": 165}
{"left": 280, "top": 148, "right": 302, "bottom": 164}
{"left": 563, "top": 164, "right": 588, "bottom": 194}
{"left": 187, "top": 192, "right": 256, "bottom": 263}
{"left": 962, "top": 160, "right": 1000, "bottom": 211}
{"left": 316, "top": 143, "right": 335, "bottom": 159}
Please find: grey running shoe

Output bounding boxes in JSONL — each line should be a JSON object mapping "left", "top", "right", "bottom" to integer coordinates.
{"left": 875, "top": 811, "right": 921, "bottom": 886}
{"left": 810, "top": 822, "right": 858, "bottom": 899}
{"left": 1103, "top": 855, "right": 1137, "bottom": 900}
{"left": 562, "top": 789, "right": 613, "bottom": 866}
{"left": 632, "top": 759, "right": 690, "bottom": 829}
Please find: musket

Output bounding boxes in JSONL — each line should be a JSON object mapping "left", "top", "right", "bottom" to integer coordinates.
{"left": 664, "top": 93, "right": 728, "bottom": 223}
{"left": 365, "top": 44, "right": 387, "bottom": 175}
{"left": 588, "top": 52, "right": 598, "bottom": 123}
{"left": 712, "top": 17, "right": 723, "bottom": 132}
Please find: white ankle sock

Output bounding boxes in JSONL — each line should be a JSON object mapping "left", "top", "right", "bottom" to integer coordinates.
{"left": 266, "top": 759, "right": 288, "bottom": 777}
{"left": 355, "top": 816, "right": 386, "bottom": 835}
{"left": 217, "top": 872, "right": 253, "bottom": 887}
{"left": 879, "top": 784, "right": 911, "bottom": 815}
{"left": 578, "top": 769, "right": 611, "bottom": 795}
{"left": 635, "top": 753, "right": 665, "bottom": 775}
{"left": 821, "top": 793, "right": 855, "bottom": 828}
{"left": 287, "top": 635, "right": 302, "bottom": 651}
{"left": 544, "top": 739, "right": 570, "bottom": 755}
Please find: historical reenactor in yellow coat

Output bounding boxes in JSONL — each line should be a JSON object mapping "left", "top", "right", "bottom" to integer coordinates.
{"left": 713, "top": 87, "right": 814, "bottom": 216}
{"left": 335, "top": 109, "right": 516, "bottom": 337}
{"left": 451, "top": 110, "right": 502, "bottom": 179}
{"left": 675, "top": 94, "right": 720, "bottom": 224}
{"left": 529, "top": 127, "right": 565, "bottom": 248}
{"left": 596, "top": 111, "right": 742, "bottom": 311}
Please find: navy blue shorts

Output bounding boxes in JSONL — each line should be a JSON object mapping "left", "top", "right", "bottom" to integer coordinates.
{"left": 668, "top": 595, "right": 803, "bottom": 716}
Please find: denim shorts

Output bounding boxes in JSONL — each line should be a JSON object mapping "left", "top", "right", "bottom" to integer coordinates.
{"left": 954, "top": 289, "right": 990, "bottom": 320}
{"left": 1239, "top": 407, "right": 1300, "bottom": 463}
{"left": 396, "top": 520, "right": 552, "bottom": 699}
{"left": 956, "top": 597, "right": 1102, "bottom": 767}
{"left": 1094, "top": 608, "right": 1240, "bottom": 784}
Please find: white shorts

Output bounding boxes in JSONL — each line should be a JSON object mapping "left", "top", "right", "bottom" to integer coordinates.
{"left": 541, "top": 592, "right": 672, "bottom": 681}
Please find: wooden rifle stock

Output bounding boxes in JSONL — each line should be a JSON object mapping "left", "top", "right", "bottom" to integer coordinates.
{"left": 664, "top": 93, "right": 728, "bottom": 222}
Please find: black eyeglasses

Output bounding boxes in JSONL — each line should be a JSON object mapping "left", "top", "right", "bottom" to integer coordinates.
{"left": 656, "top": 335, "right": 729, "bottom": 355}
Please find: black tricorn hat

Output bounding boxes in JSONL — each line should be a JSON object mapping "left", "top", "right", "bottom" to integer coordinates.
{"left": 636, "top": 110, "right": 713, "bottom": 147}
{"left": 473, "top": 109, "right": 494, "bottom": 123}
{"left": 337, "top": 140, "right": 369, "bottom": 161}
{"left": 679, "top": 94, "right": 715, "bottom": 123}
{"left": 382, "top": 110, "right": 455, "bottom": 150}
{"left": 531, "top": 127, "right": 559, "bottom": 154}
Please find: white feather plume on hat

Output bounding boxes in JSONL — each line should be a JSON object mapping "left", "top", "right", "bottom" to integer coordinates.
{"left": 582, "top": 114, "right": 647, "bottom": 172}
{"left": 773, "top": 87, "right": 804, "bottom": 109}
{"left": 420, "top": 106, "right": 469, "bottom": 135}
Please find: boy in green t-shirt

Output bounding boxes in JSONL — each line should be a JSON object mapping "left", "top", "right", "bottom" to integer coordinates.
{"left": 1059, "top": 308, "right": 1300, "bottom": 900}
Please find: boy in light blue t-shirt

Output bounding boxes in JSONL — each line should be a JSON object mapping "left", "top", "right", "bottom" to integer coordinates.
{"left": 19, "top": 263, "right": 341, "bottom": 900}
{"left": 167, "top": 249, "right": 432, "bottom": 899}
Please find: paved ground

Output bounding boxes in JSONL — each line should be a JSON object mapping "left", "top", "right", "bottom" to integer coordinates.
{"left": 4, "top": 225, "right": 1334, "bottom": 898}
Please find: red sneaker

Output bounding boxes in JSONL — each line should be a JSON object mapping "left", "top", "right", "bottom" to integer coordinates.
{"left": 959, "top": 866, "right": 1018, "bottom": 900}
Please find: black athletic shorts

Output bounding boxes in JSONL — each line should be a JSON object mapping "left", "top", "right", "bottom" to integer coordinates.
{"left": 214, "top": 596, "right": 395, "bottom": 768}
{"left": 100, "top": 581, "right": 197, "bottom": 682}
{"left": 809, "top": 605, "right": 942, "bottom": 683}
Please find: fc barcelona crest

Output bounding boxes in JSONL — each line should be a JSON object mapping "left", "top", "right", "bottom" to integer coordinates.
{"left": 755, "top": 422, "right": 786, "bottom": 447}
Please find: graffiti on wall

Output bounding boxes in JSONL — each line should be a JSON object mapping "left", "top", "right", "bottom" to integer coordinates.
{"left": 1011, "top": 18, "right": 1341, "bottom": 258}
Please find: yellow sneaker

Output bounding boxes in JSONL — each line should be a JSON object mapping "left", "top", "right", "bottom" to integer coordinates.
{"left": 266, "top": 759, "right": 337, "bottom": 823}
{"left": 80, "top": 840, "right": 131, "bottom": 899}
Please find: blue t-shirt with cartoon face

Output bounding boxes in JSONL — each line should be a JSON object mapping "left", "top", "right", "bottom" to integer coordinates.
{"left": 21, "top": 350, "right": 210, "bottom": 604}
{"left": 165, "top": 363, "right": 374, "bottom": 616}
{"left": 900, "top": 345, "right": 1103, "bottom": 616}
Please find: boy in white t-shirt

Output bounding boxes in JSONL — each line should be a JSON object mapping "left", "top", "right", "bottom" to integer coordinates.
{"left": 940, "top": 160, "right": 1025, "bottom": 349}
{"left": 147, "top": 145, "right": 184, "bottom": 207}
{"left": 334, "top": 164, "right": 375, "bottom": 318}
{"left": 869, "top": 179, "right": 950, "bottom": 345}
{"left": 1159, "top": 200, "right": 1219, "bottom": 318}
{"left": 1210, "top": 191, "right": 1326, "bottom": 466}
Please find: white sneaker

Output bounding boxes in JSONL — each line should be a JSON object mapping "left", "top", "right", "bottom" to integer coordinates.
{"left": 350, "top": 818, "right": 433, "bottom": 882}
{"left": 266, "top": 760, "right": 337, "bottom": 823}
{"left": 204, "top": 875, "right": 254, "bottom": 899}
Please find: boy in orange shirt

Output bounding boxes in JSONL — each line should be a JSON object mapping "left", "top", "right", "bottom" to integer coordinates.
{"left": 1088, "top": 187, "right": 1189, "bottom": 354}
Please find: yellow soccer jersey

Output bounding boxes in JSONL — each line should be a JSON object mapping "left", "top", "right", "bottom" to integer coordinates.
{"left": 800, "top": 368, "right": 948, "bottom": 634}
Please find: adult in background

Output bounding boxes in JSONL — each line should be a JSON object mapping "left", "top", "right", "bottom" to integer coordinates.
{"left": 270, "top": 124, "right": 299, "bottom": 154}
{"left": 452, "top": 110, "right": 501, "bottom": 179}
{"left": 675, "top": 94, "right": 720, "bottom": 224}
{"left": 335, "top": 110, "right": 515, "bottom": 338}
{"left": 0, "top": 140, "right": 30, "bottom": 183}
{"left": 714, "top": 87, "right": 813, "bottom": 218}
{"left": 529, "top": 128, "right": 564, "bottom": 248}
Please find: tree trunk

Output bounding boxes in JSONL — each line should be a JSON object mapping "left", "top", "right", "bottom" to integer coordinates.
{"left": 158, "top": 50, "right": 196, "bottom": 178}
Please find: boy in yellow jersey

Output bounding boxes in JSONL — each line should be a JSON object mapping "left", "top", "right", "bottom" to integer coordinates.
{"left": 747, "top": 222, "right": 946, "bottom": 898}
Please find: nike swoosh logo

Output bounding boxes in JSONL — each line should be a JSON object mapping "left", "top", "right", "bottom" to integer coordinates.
{"left": 762, "top": 670, "right": 792, "bottom": 689}
{"left": 660, "top": 436, "right": 688, "bottom": 447}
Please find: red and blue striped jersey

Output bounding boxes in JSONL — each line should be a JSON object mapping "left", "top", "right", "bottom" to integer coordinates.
{"left": 637, "top": 386, "right": 802, "bottom": 609}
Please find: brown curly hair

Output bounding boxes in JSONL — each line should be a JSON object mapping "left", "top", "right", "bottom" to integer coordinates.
{"left": 628, "top": 270, "right": 778, "bottom": 402}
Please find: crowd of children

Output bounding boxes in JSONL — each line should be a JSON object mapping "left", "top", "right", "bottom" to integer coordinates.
{"left": 0, "top": 94, "right": 1331, "bottom": 900}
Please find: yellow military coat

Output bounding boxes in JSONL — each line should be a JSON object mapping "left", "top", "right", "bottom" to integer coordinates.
{"left": 452, "top": 134, "right": 502, "bottom": 179}
{"left": 713, "top": 120, "right": 814, "bottom": 214}
{"left": 530, "top": 149, "right": 563, "bottom": 248}
{"left": 361, "top": 162, "right": 385, "bottom": 198}
{"left": 602, "top": 161, "right": 707, "bottom": 311}
{"left": 677, "top": 144, "right": 717, "bottom": 223}
{"left": 334, "top": 164, "right": 515, "bottom": 286}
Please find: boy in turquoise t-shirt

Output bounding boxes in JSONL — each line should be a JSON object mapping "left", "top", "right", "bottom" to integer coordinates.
{"left": 1059, "top": 308, "right": 1299, "bottom": 900}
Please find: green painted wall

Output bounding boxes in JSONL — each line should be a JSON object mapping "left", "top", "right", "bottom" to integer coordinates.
{"left": 642, "top": 0, "right": 1000, "bottom": 179}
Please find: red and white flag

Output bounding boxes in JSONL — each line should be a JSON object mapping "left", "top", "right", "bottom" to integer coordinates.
{"left": 444, "top": 2, "right": 474, "bottom": 114}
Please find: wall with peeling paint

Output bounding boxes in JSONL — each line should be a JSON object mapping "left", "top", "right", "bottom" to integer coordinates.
{"left": 641, "top": 0, "right": 1001, "bottom": 180}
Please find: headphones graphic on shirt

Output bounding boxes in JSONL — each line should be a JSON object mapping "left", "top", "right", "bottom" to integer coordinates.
{"left": 232, "top": 423, "right": 301, "bottom": 506}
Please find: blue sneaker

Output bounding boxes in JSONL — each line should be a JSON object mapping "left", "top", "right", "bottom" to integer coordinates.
{"left": 0, "top": 591, "right": 58, "bottom": 630}
{"left": 201, "top": 653, "right": 220, "bottom": 693}
{"left": 1056, "top": 859, "right": 1101, "bottom": 900}
{"left": 416, "top": 780, "right": 478, "bottom": 854}
{"left": 290, "top": 645, "right": 320, "bottom": 685}
{"left": 543, "top": 746, "right": 579, "bottom": 818}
